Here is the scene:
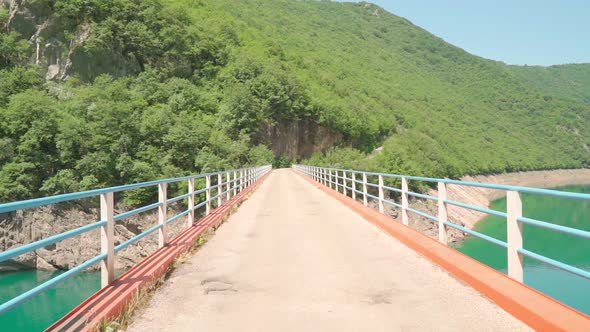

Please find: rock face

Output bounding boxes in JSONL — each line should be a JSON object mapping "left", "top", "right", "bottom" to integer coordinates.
{"left": 0, "top": 204, "right": 186, "bottom": 272}
{"left": 258, "top": 119, "right": 343, "bottom": 160}
{"left": 3, "top": 0, "right": 140, "bottom": 81}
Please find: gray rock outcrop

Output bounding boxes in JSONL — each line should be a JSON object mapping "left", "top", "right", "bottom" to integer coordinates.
{"left": 0, "top": 204, "right": 186, "bottom": 272}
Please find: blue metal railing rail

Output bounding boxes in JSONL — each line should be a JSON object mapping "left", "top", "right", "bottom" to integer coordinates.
{"left": 293, "top": 165, "right": 590, "bottom": 284}
{"left": 0, "top": 165, "right": 272, "bottom": 315}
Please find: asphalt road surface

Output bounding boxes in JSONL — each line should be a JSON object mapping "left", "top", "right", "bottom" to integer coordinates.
{"left": 127, "top": 169, "right": 529, "bottom": 332}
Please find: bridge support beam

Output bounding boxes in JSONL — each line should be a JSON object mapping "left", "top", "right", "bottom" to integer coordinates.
{"left": 507, "top": 190, "right": 524, "bottom": 282}
{"left": 437, "top": 181, "right": 448, "bottom": 244}
{"left": 100, "top": 192, "right": 114, "bottom": 288}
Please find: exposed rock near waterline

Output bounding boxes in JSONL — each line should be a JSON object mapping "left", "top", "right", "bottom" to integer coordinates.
{"left": 0, "top": 204, "right": 185, "bottom": 272}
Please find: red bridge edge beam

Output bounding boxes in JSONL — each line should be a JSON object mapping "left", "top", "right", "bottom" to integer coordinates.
{"left": 45, "top": 172, "right": 272, "bottom": 332}
{"left": 294, "top": 169, "right": 590, "bottom": 332}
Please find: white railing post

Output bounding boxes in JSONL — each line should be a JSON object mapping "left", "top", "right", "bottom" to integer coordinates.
{"left": 351, "top": 172, "right": 356, "bottom": 200}
{"left": 226, "top": 172, "right": 231, "bottom": 201}
{"left": 328, "top": 170, "right": 333, "bottom": 189}
{"left": 437, "top": 182, "right": 448, "bottom": 244}
{"left": 100, "top": 192, "right": 114, "bottom": 288}
{"left": 362, "top": 173, "right": 368, "bottom": 206}
{"left": 240, "top": 170, "right": 244, "bottom": 191}
{"left": 323, "top": 168, "right": 327, "bottom": 186}
{"left": 507, "top": 190, "right": 524, "bottom": 282}
{"left": 343, "top": 171, "right": 347, "bottom": 196}
{"left": 378, "top": 175, "right": 384, "bottom": 214}
{"left": 217, "top": 173, "right": 223, "bottom": 206}
{"left": 187, "top": 177, "right": 195, "bottom": 228}
{"left": 158, "top": 182, "right": 167, "bottom": 248}
{"left": 401, "top": 177, "right": 409, "bottom": 226}
{"left": 206, "top": 175, "right": 211, "bottom": 215}
{"left": 233, "top": 171, "right": 237, "bottom": 196}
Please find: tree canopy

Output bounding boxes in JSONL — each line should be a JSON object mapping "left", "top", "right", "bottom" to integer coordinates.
{"left": 0, "top": 0, "right": 589, "bottom": 203}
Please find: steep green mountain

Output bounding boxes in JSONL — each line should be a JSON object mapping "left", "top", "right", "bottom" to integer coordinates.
{"left": 1, "top": 0, "right": 589, "bottom": 202}
{"left": 506, "top": 64, "right": 590, "bottom": 105}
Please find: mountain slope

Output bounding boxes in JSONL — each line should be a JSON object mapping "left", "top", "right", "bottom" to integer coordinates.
{"left": 188, "top": 0, "right": 590, "bottom": 176}
{"left": 1, "top": 0, "right": 589, "bottom": 202}
{"left": 507, "top": 64, "right": 590, "bottom": 105}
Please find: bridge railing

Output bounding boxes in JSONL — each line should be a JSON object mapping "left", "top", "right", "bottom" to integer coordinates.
{"left": 0, "top": 165, "right": 272, "bottom": 315}
{"left": 293, "top": 165, "right": 590, "bottom": 284}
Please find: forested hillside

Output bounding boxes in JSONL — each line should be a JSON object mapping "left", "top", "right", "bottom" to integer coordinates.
{"left": 1, "top": 0, "right": 589, "bottom": 203}
{"left": 507, "top": 64, "right": 590, "bottom": 105}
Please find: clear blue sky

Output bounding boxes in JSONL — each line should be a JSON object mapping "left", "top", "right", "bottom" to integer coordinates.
{"left": 343, "top": 0, "right": 590, "bottom": 66}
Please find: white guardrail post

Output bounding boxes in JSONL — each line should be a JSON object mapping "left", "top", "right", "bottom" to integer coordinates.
{"left": 158, "top": 182, "right": 167, "bottom": 248}
{"left": 100, "top": 192, "right": 114, "bottom": 288}
{"left": 362, "top": 172, "right": 368, "bottom": 206}
{"left": 240, "top": 169, "right": 244, "bottom": 191}
{"left": 343, "top": 171, "right": 347, "bottom": 196}
{"left": 401, "top": 177, "right": 409, "bottom": 226}
{"left": 206, "top": 175, "right": 211, "bottom": 215}
{"left": 351, "top": 172, "right": 356, "bottom": 200}
{"left": 187, "top": 177, "right": 195, "bottom": 227}
{"left": 226, "top": 172, "right": 231, "bottom": 201}
{"left": 217, "top": 173, "right": 222, "bottom": 206}
{"left": 437, "top": 181, "right": 448, "bottom": 244}
{"left": 233, "top": 171, "right": 237, "bottom": 196}
{"left": 507, "top": 190, "right": 524, "bottom": 282}
{"left": 378, "top": 174, "right": 384, "bottom": 213}
{"left": 329, "top": 169, "right": 333, "bottom": 189}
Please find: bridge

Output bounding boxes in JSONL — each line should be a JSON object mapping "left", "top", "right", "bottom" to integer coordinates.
{"left": 1, "top": 165, "right": 589, "bottom": 331}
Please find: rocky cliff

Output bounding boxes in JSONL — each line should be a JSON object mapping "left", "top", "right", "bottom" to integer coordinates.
{"left": 3, "top": 0, "right": 142, "bottom": 81}
{"left": 257, "top": 119, "right": 343, "bottom": 160}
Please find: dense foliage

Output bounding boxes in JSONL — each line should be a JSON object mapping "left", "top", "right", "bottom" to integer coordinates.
{"left": 0, "top": 0, "right": 589, "bottom": 203}
{"left": 506, "top": 64, "right": 590, "bottom": 105}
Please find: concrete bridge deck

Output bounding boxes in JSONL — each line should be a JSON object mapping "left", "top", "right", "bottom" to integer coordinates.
{"left": 127, "top": 169, "right": 529, "bottom": 331}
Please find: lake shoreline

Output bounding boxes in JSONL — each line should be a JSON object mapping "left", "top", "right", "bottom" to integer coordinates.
{"left": 443, "top": 168, "right": 590, "bottom": 229}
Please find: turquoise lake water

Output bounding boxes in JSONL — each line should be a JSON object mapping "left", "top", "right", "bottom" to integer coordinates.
{"left": 1, "top": 185, "right": 590, "bottom": 330}
{"left": 0, "top": 270, "right": 100, "bottom": 331}
{"left": 457, "top": 185, "right": 590, "bottom": 314}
